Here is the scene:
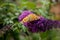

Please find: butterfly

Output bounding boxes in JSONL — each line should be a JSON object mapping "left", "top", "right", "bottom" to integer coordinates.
{"left": 21, "top": 14, "right": 40, "bottom": 23}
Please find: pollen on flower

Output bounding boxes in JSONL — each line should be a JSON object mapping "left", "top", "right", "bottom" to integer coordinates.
{"left": 22, "top": 14, "right": 40, "bottom": 22}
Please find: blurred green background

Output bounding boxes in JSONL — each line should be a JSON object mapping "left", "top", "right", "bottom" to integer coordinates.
{"left": 0, "top": 0, "right": 60, "bottom": 40}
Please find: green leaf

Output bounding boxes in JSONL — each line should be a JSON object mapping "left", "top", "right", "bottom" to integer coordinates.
{"left": 20, "top": 1, "right": 36, "bottom": 9}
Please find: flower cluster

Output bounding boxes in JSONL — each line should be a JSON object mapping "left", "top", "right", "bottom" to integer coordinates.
{"left": 18, "top": 10, "right": 60, "bottom": 32}
{"left": 23, "top": 17, "right": 60, "bottom": 32}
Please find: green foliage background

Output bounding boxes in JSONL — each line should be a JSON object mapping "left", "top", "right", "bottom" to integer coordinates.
{"left": 0, "top": 0, "right": 60, "bottom": 40}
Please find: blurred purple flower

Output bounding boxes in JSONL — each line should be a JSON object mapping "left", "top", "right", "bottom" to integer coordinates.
{"left": 18, "top": 10, "right": 60, "bottom": 32}
{"left": 23, "top": 17, "right": 60, "bottom": 32}
{"left": 18, "top": 10, "right": 32, "bottom": 21}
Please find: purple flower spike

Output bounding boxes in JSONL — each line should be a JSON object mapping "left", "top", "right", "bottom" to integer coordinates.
{"left": 23, "top": 17, "right": 60, "bottom": 32}
{"left": 18, "top": 10, "right": 33, "bottom": 21}
{"left": 18, "top": 10, "right": 60, "bottom": 33}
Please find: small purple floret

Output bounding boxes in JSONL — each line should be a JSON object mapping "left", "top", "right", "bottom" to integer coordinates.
{"left": 18, "top": 10, "right": 32, "bottom": 21}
